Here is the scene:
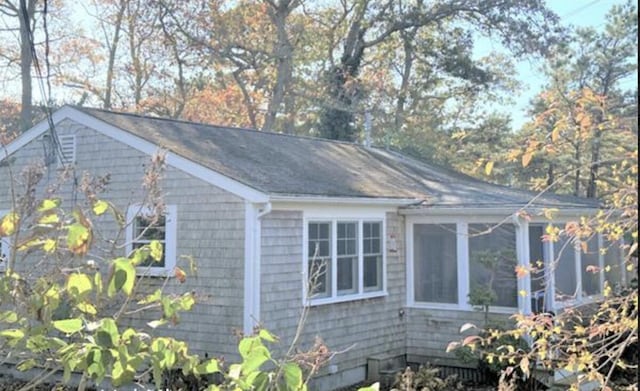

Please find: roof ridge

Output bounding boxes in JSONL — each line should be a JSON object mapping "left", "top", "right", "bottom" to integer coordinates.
{"left": 70, "top": 104, "right": 373, "bottom": 149}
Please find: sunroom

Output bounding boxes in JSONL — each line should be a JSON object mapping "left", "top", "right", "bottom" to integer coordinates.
{"left": 403, "top": 208, "right": 626, "bottom": 315}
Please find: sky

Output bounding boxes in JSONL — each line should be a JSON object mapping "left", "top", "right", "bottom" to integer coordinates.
{"left": 481, "top": 0, "right": 638, "bottom": 129}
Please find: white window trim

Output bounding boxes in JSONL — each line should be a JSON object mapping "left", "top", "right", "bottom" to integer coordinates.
{"left": 407, "top": 216, "right": 523, "bottom": 313}
{"left": 302, "top": 211, "right": 387, "bottom": 306}
{"left": 125, "top": 204, "right": 177, "bottom": 277}
{"left": 0, "top": 209, "right": 9, "bottom": 271}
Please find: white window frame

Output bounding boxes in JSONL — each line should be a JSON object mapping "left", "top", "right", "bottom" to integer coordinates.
{"left": 125, "top": 204, "right": 177, "bottom": 277}
{"left": 303, "top": 210, "right": 387, "bottom": 306}
{"left": 535, "top": 222, "right": 623, "bottom": 310}
{"left": 0, "top": 209, "right": 9, "bottom": 271}
{"left": 407, "top": 215, "right": 524, "bottom": 314}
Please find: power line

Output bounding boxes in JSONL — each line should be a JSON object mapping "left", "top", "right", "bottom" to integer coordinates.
{"left": 562, "top": 0, "right": 602, "bottom": 19}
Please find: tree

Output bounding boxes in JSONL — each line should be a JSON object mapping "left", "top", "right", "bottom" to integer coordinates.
{"left": 512, "top": 1, "right": 638, "bottom": 198}
{"left": 315, "top": 0, "right": 564, "bottom": 142}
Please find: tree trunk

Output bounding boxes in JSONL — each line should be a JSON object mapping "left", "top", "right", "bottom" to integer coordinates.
{"left": 104, "top": 0, "right": 127, "bottom": 109}
{"left": 263, "top": 0, "right": 296, "bottom": 133}
{"left": 18, "top": 0, "right": 36, "bottom": 131}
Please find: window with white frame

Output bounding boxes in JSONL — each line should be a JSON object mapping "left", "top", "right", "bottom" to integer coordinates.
{"left": 413, "top": 224, "right": 458, "bottom": 304}
{"left": 126, "top": 205, "right": 177, "bottom": 276}
{"left": 528, "top": 224, "right": 625, "bottom": 307}
{"left": 410, "top": 220, "right": 520, "bottom": 311}
{"left": 468, "top": 223, "right": 518, "bottom": 308}
{"left": 306, "top": 219, "right": 385, "bottom": 304}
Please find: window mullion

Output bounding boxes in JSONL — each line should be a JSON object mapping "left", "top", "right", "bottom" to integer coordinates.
{"left": 598, "top": 234, "right": 605, "bottom": 293}
{"left": 545, "top": 229, "right": 556, "bottom": 311}
{"left": 358, "top": 220, "right": 364, "bottom": 294}
{"left": 457, "top": 222, "right": 469, "bottom": 310}
{"left": 332, "top": 220, "right": 338, "bottom": 298}
{"left": 574, "top": 241, "right": 582, "bottom": 302}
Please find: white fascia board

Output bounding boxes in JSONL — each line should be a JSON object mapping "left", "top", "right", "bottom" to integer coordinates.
{"left": 2, "top": 106, "right": 269, "bottom": 203}
{"left": 400, "top": 206, "right": 599, "bottom": 217}
{"left": 0, "top": 106, "right": 77, "bottom": 161}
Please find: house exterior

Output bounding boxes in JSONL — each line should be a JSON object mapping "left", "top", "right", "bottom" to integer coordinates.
{"left": 0, "top": 106, "right": 626, "bottom": 390}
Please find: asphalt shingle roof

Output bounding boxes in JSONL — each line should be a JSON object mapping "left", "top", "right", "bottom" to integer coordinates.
{"left": 75, "top": 106, "right": 598, "bottom": 209}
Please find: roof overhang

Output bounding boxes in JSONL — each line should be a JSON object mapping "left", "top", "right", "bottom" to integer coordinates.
{"left": 399, "top": 205, "right": 601, "bottom": 219}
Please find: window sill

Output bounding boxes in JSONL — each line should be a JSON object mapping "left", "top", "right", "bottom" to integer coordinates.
{"left": 136, "top": 267, "right": 174, "bottom": 278}
{"left": 409, "top": 302, "right": 518, "bottom": 314}
{"left": 306, "top": 290, "right": 388, "bottom": 307}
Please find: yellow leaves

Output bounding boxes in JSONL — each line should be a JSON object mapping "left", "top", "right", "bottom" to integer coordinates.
{"left": 522, "top": 151, "right": 533, "bottom": 167}
{"left": 0, "top": 211, "right": 19, "bottom": 237}
{"left": 484, "top": 161, "right": 494, "bottom": 176}
{"left": 519, "top": 356, "right": 530, "bottom": 377}
{"left": 92, "top": 200, "right": 109, "bottom": 216}
{"left": 542, "top": 208, "right": 558, "bottom": 221}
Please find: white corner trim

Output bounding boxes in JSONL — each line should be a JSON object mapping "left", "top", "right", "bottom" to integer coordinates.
{"left": 0, "top": 209, "right": 9, "bottom": 271}
{"left": 243, "top": 202, "right": 262, "bottom": 335}
{"left": 1, "top": 106, "right": 269, "bottom": 203}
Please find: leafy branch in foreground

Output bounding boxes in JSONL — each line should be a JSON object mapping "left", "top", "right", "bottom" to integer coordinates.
{"left": 0, "top": 155, "right": 317, "bottom": 390}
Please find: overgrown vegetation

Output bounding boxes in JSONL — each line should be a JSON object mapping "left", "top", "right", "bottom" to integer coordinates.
{"left": 0, "top": 154, "right": 326, "bottom": 390}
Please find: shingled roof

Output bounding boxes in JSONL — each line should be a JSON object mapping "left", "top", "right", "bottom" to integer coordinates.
{"left": 74, "top": 106, "right": 597, "bottom": 209}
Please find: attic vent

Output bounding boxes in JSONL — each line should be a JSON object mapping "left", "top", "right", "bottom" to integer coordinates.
{"left": 58, "top": 135, "right": 76, "bottom": 165}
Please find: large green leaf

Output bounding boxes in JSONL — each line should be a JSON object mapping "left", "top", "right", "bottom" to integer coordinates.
{"left": 52, "top": 318, "right": 84, "bottom": 334}
{"left": 66, "top": 273, "right": 93, "bottom": 298}
{"left": 282, "top": 362, "right": 304, "bottom": 390}
{"left": 108, "top": 258, "right": 135, "bottom": 297}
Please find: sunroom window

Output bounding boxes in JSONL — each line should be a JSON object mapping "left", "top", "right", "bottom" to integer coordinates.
{"left": 413, "top": 224, "right": 457, "bottom": 304}
{"left": 468, "top": 224, "right": 518, "bottom": 308}
{"left": 305, "top": 219, "right": 385, "bottom": 304}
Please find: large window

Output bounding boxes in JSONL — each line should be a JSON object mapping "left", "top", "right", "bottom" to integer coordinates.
{"left": 410, "top": 221, "right": 520, "bottom": 310}
{"left": 528, "top": 225, "right": 625, "bottom": 308}
{"left": 413, "top": 224, "right": 457, "bottom": 304}
{"left": 306, "top": 219, "right": 385, "bottom": 304}
{"left": 126, "top": 205, "right": 177, "bottom": 276}
{"left": 469, "top": 224, "right": 518, "bottom": 308}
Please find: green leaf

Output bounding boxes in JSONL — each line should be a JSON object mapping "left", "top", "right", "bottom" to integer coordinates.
{"left": 0, "top": 329, "right": 25, "bottom": 339}
{"left": 76, "top": 302, "right": 97, "bottom": 315}
{"left": 358, "top": 383, "right": 380, "bottom": 391}
{"left": 43, "top": 238, "right": 57, "bottom": 253}
{"left": 16, "top": 359, "right": 37, "bottom": 371}
{"left": 0, "top": 311, "right": 19, "bottom": 323}
{"left": 66, "top": 273, "right": 93, "bottom": 298}
{"left": 96, "top": 319, "right": 119, "bottom": 348}
{"left": 92, "top": 200, "right": 109, "bottom": 216}
{"left": 38, "top": 213, "right": 60, "bottom": 224}
{"left": 38, "top": 199, "right": 60, "bottom": 212}
{"left": 52, "top": 318, "right": 83, "bottom": 334}
{"left": 150, "top": 240, "right": 163, "bottom": 262}
{"left": 242, "top": 345, "right": 270, "bottom": 373}
{"left": 196, "top": 359, "right": 220, "bottom": 375}
{"left": 282, "top": 362, "right": 304, "bottom": 390}
{"left": 258, "top": 329, "right": 278, "bottom": 343}
{"left": 108, "top": 258, "right": 135, "bottom": 297}
{"left": 138, "top": 289, "right": 162, "bottom": 305}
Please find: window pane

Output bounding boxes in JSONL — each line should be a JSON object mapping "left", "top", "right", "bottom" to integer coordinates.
{"left": 308, "top": 222, "right": 331, "bottom": 298}
{"left": 364, "top": 255, "right": 382, "bottom": 291}
{"left": 580, "top": 236, "right": 600, "bottom": 296}
{"left": 603, "top": 240, "right": 622, "bottom": 288}
{"left": 337, "top": 222, "right": 357, "bottom": 256}
{"left": 308, "top": 222, "right": 331, "bottom": 258}
{"left": 469, "top": 224, "right": 517, "bottom": 308}
{"left": 413, "top": 224, "right": 457, "bottom": 304}
{"left": 133, "top": 215, "right": 167, "bottom": 267}
{"left": 337, "top": 257, "right": 357, "bottom": 295}
{"left": 529, "top": 225, "right": 546, "bottom": 294}
{"left": 554, "top": 233, "right": 577, "bottom": 300}
{"left": 309, "top": 258, "right": 330, "bottom": 298}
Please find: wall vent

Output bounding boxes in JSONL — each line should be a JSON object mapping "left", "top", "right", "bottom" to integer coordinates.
{"left": 58, "top": 134, "right": 76, "bottom": 165}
